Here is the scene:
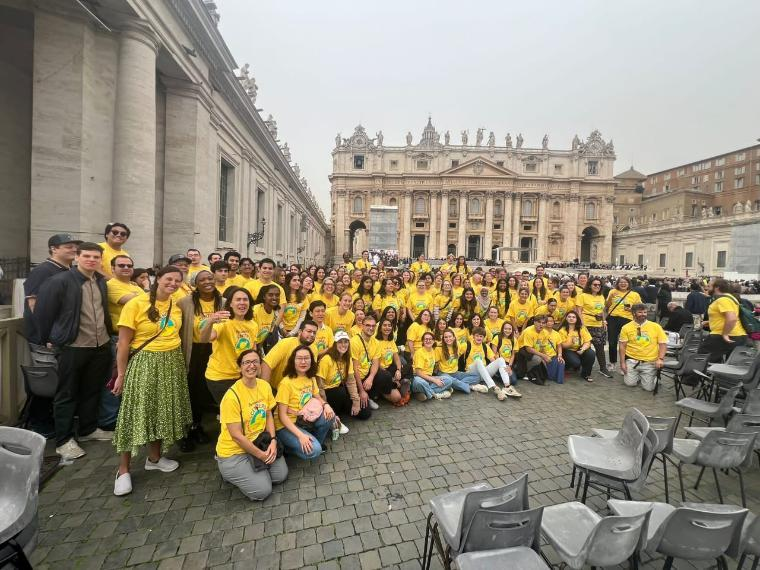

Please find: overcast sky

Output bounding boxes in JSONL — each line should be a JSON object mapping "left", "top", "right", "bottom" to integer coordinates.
{"left": 218, "top": 0, "right": 760, "bottom": 216}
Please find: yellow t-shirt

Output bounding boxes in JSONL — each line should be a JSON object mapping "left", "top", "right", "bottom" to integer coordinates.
{"left": 507, "top": 299, "right": 537, "bottom": 328}
{"left": 410, "top": 261, "right": 432, "bottom": 275}
{"left": 433, "top": 294, "right": 455, "bottom": 313}
{"left": 325, "top": 307, "right": 355, "bottom": 334}
{"left": 406, "top": 322, "right": 431, "bottom": 351}
{"left": 274, "top": 375, "right": 320, "bottom": 430}
{"left": 216, "top": 379, "right": 275, "bottom": 458}
{"left": 281, "top": 296, "right": 305, "bottom": 332}
{"left": 118, "top": 296, "right": 181, "bottom": 351}
{"left": 252, "top": 304, "right": 276, "bottom": 344}
{"left": 373, "top": 293, "right": 403, "bottom": 314}
{"left": 493, "top": 292, "right": 510, "bottom": 318}
{"left": 413, "top": 347, "right": 436, "bottom": 375}
{"left": 542, "top": 329, "right": 562, "bottom": 357}
{"left": 577, "top": 293, "right": 606, "bottom": 328}
{"left": 355, "top": 258, "right": 372, "bottom": 271}
{"left": 607, "top": 289, "right": 642, "bottom": 320}
{"left": 708, "top": 295, "right": 746, "bottom": 337}
{"left": 262, "top": 337, "right": 317, "bottom": 390}
{"left": 452, "top": 286, "right": 464, "bottom": 302}
{"left": 225, "top": 274, "right": 251, "bottom": 289}
{"left": 98, "top": 242, "right": 128, "bottom": 279}
{"left": 451, "top": 327, "right": 469, "bottom": 352}
{"left": 188, "top": 264, "right": 210, "bottom": 277}
{"left": 311, "top": 292, "right": 338, "bottom": 309}
{"left": 172, "top": 282, "right": 194, "bottom": 301}
{"left": 464, "top": 341, "right": 494, "bottom": 369}
{"left": 440, "top": 262, "right": 455, "bottom": 275}
{"left": 484, "top": 318, "right": 504, "bottom": 341}
{"left": 245, "top": 279, "right": 286, "bottom": 306}
{"left": 205, "top": 319, "right": 260, "bottom": 381}
{"left": 192, "top": 298, "right": 217, "bottom": 343}
{"left": 620, "top": 320, "right": 667, "bottom": 361}
{"left": 407, "top": 291, "right": 433, "bottom": 320}
{"left": 554, "top": 298, "right": 577, "bottom": 321}
{"left": 434, "top": 346, "right": 459, "bottom": 374}
{"left": 558, "top": 327, "right": 592, "bottom": 351}
{"left": 314, "top": 324, "right": 334, "bottom": 353}
{"left": 376, "top": 339, "right": 398, "bottom": 368}
{"left": 493, "top": 337, "right": 515, "bottom": 361}
{"left": 350, "top": 334, "right": 379, "bottom": 378}
{"left": 352, "top": 292, "right": 375, "bottom": 308}
{"left": 107, "top": 279, "right": 144, "bottom": 333}
{"left": 519, "top": 325, "right": 543, "bottom": 354}
{"left": 317, "top": 354, "right": 348, "bottom": 390}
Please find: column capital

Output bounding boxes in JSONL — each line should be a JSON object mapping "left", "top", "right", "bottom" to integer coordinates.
{"left": 119, "top": 19, "right": 161, "bottom": 54}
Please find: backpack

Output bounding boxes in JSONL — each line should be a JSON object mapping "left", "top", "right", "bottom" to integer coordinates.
{"left": 717, "top": 295, "right": 760, "bottom": 339}
{"left": 458, "top": 339, "right": 491, "bottom": 371}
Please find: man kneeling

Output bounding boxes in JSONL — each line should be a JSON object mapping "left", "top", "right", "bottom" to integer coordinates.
{"left": 618, "top": 304, "right": 667, "bottom": 391}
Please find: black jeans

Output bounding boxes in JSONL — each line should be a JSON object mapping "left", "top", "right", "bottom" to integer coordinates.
{"left": 698, "top": 334, "right": 747, "bottom": 363}
{"left": 607, "top": 316, "right": 631, "bottom": 364}
{"left": 206, "top": 378, "right": 237, "bottom": 405}
{"left": 367, "top": 368, "right": 395, "bottom": 399}
{"left": 54, "top": 344, "right": 112, "bottom": 447}
{"left": 563, "top": 348, "right": 597, "bottom": 378}
{"left": 188, "top": 343, "right": 215, "bottom": 423}
{"left": 325, "top": 384, "right": 371, "bottom": 420}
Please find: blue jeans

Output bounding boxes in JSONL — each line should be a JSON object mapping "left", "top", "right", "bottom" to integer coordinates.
{"left": 412, "top": 375, "right": 454, "bottom": 399}
{"left": 98, "top": 335, "right": 119, "bottom": 430}
{"left": 441, "top": 373, "right": 472, "bottom": 394}
{"left": 276, "top": 413, "right": 332, "bottom": 460}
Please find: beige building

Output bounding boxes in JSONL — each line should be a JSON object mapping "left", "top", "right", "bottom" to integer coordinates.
{"left": 613, "top": 144, "right": 760, "bottom": 277}
{"left": 0, "top": 0, "right": 329, "bottom": 268}
{"left": 330, "top": 120, "right": 617, "bottom": 264}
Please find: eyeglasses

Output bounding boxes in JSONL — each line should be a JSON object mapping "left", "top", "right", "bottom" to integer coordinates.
{"left": 294, "top": 356, "right": 312, "bottom": 362}
{"left": 592, "top": 283, "right": 601, "bottom": 287}
{"left": 241, "top": 360, "right": 259, "bottom": 367}
{"left": 116, "top": 263, "right": 133, "bottom": 269}
{"left": 110, "top": 230, "right": 128, "bottom": 237}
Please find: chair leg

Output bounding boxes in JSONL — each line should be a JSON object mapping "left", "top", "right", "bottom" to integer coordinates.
{"left": 751, "top": 555, "right": 759, "bottom": 570}
{"left": 674, "top": 411, "right": 683, "bottom": 432}
{"left": 662, "top": 556, "right": 674, "bottom": 570}
{"left": 694, "top": 465, "right": 706, "bottom": 490}
{"left": 431, "top": 525, "right": 449, "bottom": 570}
{"left": 630, "top": 551, "right": 639, "bottom": 570}
{"left": 717, "top": 555, "right": 728, "bottom": 570}
{"left": 421, "top": 514, "right": 433, "bottom": 570}
{"left": 662, "top": 456, "right": 670, "bottom": 504}
{"left": 738, "top": 552, "right": 746, "bottom": 570}
{"left": 712, "top": 467, "right": 724, "bottom": 504}
{"left": 737, "top": 468, "right": 747, "bottom": 508}
{"left": 623, "top": 481, "right": 632, "bottom": 500}
{"left": 575, "top": 469, "right": 585, "bottom": 498}
{"left": 570, "top": 465, "right": 576, "bottom": 488}
{"left": 677, "top": 462, "right": 686, "bottom": 502}
{"left": 581, "top": 471, "right": 591, "bottom": 504}
{"left": 5, "top": 540, "right": 32, "bottom": 570}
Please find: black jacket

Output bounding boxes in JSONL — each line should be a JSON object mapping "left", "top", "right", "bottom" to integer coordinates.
{"left": 663, "top": 306, "right": 693, "bottom": 333}
{"left": 23, "top": 259, "right": 69, "bottom": 344}
{"left": 34, "top": 268, "right": 112, "bottom": 347}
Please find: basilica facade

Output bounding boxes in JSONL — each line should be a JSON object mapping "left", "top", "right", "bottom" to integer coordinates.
{"left": 330, "top": 119, "right": 617, "bottom": 264}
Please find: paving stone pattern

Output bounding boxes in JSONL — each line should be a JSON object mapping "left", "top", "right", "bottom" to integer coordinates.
{"left": 32, "top": 371, "right": 759, "bottom": 569}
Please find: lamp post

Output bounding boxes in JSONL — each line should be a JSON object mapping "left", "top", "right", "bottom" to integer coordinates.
{"left": 247, "top": 218, "right": 266, "bottom": 256}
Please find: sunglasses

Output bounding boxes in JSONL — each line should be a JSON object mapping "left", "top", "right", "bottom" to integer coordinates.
{"left": 110, "top": 230, "right": 128, "bottom": 237}
{"left": 115, "top": 263, "right": 133, "bottom": 269}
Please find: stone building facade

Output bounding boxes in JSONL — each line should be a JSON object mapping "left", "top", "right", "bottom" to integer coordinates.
{"left": 0, "top": 0, "right": 329, "bottom": 267}
{"left": 330, "top": 120, "right": 617, "bottom": 264}
{"left": 613, "top": 144, "right": 760, "bottom": 277}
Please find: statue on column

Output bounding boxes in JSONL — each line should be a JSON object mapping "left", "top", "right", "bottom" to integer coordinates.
{"left": 505, "top": 133, "right": 512, "bottom": 148}
{"left": 476, "top": 128, "right": 484, "bottom": 146}
{"left": 516, "top": 133, "right": 523, "bottom": 148}
{"left": 376, "top": 130, "right": 384, "bottom": 146}
{"left": 264, "top": 114, "right": 278, "bottom": 139}
{"left": 461, "top": 130, "right": 469, "bottom": 145}
{"left": 281, "top": 142, "right": 291, "bottom": 162}
{"left": 444, "top": 130, "right": 450, "bottom": 145}
{"left": 335, "top": 133, "right": 342, "bottom": 148}
{"left": 487, "top": 131, "right": 495, "bottom": 147}
{"left": 406, "top": 131, "right": 413, "bottom": 145}
{"left": 572, "top": 134, "right": 580, "bottom": 150}
{"left": 542, "top": 134, "right": 549, "bottom": 149}
{"left": 293, "top": 163, "right": 300, "bottom": 178}
{"left": 237, "top": 63, "right": 258, "bottom": 104}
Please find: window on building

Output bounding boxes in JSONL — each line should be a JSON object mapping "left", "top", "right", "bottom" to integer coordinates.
{"left": 659, "top": 253, "right": 666, "bottom": 267}
{"left": 451, "top": 159, "right": 459, "bottom": 168}
{"left": 496, "top": 161, "right": 504, "bottom": 167}
{"left": 416, "top": 159, "right": 429, "bottom": 170}
{"left": 715, "top": 170, "right": 724, "bottom": 180}
{"left": 755, "top": 162, "right": 760, "bottom": 170}
{"left": 714, "top": 206, "right": 722, "bottom": 215}
{"left": 690, "top": 176, "right": 698, "bottom": 185}
{"left": 735, "top": 166, "right": 746, "bottom": 175}
{"left": 415, "top": 222, "right": 425, "bottom": 228}
{"left": 449, "top": 198, "right": 458, "bottom": 217}
{"left": 664, "top": 173, "right": 671, "bottom": 180}
{"left": 685, "top": 252, "right": 693, "bottom": 267}
{"left": 276, "top": 203, "right": 284, "bottom": 250}
{"left": 619, "top": 255, "right": 625, "bottom": 265}
{"left": 389, "top": 197, "right": 397, "bottom": 206}
{"left": 525, "top": 163, "right": 537, "bottom": 173}
{"left": 218, "top": 159, "right": 234, "bottom": 242}
{"left": 415, "top": 197, "right": 426, "bottom": 214}
{"left": 353, "top": 154, "right": 365, "bottom": 169}
{"left": 585, "top": 202, "right": 597, "bottom": 219}
{"left": 665, "top": 184, "right": 670, "bottom": 192}
{"left": 736, "top": 152, "right": 746, "bottom": 161}
{"left": 494, "top": 199, "right": 502, "bottom": 216}
{"left": 389, "top": 159, "right": 398, "bottom": 169}
{"left": 470, "top": 198, "right": 481, "bottom": 215}
{"left": 717, "top": 250, "right": 727, "bottom": 268}
{"left": 523, "top": 225, "right": 532, "bottom": 231}
{"left": 522, "top": 199, "right": 534, "bottom": 217}
{"left": 756, "top": 174, "right": 760, "bottom": 186}
{"left": 352, "top": 196, "right": 363, "bottom": 213}
{"left": 587, "top": 161, "right": 598, "bottom": 175}
{"left": 703, "top": 174, "right": 709, "bottom": 182}
{"left": 613, "top": 215, "right": 619, "bottom": 224}
{"left": 494, "top": 223, "right": 501, "bottom": 229}
{"left": 735, "top": 177, "right": 745, "bottom": 189}
{"left": 637, "top": 254, "right": 644, "bottom": 266}
{"left": 714, "top": 181, "right": 723, "bottom": 193}
{"left": 256, "top": 188, "right": 266, "bottom": 233}
{"left": 754, "top": 199, "right": 760, "bottom": 211}
{"left": 449, "top": 222, "right": 456, "bottom": 228}
{"left": 554, "top": 164, "right": 563, "bottom": 174}
{"left": 691, "top": 204, "right": 699, "bottom": 217}
{"left": 715, "top": 157, "right": 726, "bottom": 166}
{"left": 677, "top": 168, "right": 686, "bottom": 176}
{"left": 552, "top": 201, "right": 561, "bottom": 218}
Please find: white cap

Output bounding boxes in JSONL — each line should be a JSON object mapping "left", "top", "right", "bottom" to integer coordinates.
{"left": 334, "top": 331, "right": 350, "bottom": 342}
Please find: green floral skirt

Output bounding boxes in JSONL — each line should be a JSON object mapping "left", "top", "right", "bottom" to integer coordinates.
{"left": 113, "top": 347, "right": 191, "bottom": 455}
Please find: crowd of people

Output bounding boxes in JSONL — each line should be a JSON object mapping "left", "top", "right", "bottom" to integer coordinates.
{"left": 21, "top": 224, "right": 752, "bottom": 501}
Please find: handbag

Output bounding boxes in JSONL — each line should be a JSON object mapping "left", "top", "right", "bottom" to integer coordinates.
{"left": 295, "top": 397, "right": 324, "bottom": 430}
{"left": 107, "top": 298, "right": 173, "bottom": 390}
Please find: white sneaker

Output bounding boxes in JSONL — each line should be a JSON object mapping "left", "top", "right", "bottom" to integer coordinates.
{"left": 606, "top": 362, "right": 615, "bottom": 372}
{"left": 114, "top": 472, "right": 132, "bottom": 496}
{"left": 56, "top": 439, "right": 86, "bottom": 460}
{"left": 432, "top": 392, "right": 447, "bottom": 400}
{"left": 504, "top": 385, "right": 522, "bottom": 398}
{"left": 339, "top": 422, "right": 350, "bottom": 435}
{"left": 79, "top": 428, "right": 114, "bottom": 442}
{"left": 440, "top": 390, "right": 452, "bottom": 399}
{"left": 494, "top": 387, "right": 507, "bottom": 401}
{"left": 144, "top": 456, "right": 179, "bottom": 473}
{"left": 368, "top": 399, "right": 380, "bottom": 410}
{"left": 471, "top": 384, "right": 489, "bottom": 393}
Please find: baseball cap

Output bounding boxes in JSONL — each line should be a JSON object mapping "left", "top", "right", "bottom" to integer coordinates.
{"left": 168, "top": 254, "right": 191, "bottom": 265}
{"left": 334, "top": 331, "right": 350, "bottom": 342}
{"left": 48, "top": 233, "right": 83, "bottom": 247}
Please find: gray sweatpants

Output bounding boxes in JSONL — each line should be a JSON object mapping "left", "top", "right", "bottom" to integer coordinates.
{"left": 217, "top": 453, "right": 288, "bottom": 501}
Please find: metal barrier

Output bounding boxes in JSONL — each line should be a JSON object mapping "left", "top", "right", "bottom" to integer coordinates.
{"left": 0, "top": 315, "right": 27, "bottom": 425}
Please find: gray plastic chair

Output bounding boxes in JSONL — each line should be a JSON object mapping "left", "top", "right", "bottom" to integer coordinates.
{"left": 456, "top": 547, "right": 550, "bottom": 570}
{"left": 609, "top": 499, "right": 747, "bottom": 570}
{"left": 541, "top": 500, "right": 650, "bottom": 569}
{"left": 670, "top": 352, "right": 710, "bottom": 400}
{"left": 667, "top": 430, "right": 757, "bottom": 507}
{"left": 421, "top": 473, "right": 529, "bottom": 570}
{"left": 685, "top": 414, "right": 760, "bottom": 472}
{"left": 461, "top": 506, "right": 544, "bottom": 553}
{"left": 675, "top": 385, "right": 740, "bottom": 430}
{"left": 568, "top": 408, "right": 649, "bottom": 503}
{"left": 0, "top": 427, "right": 46, "bottom": 569}
{"left": 734, "top": 512, "right": 760, "bottom": 570}
{"left": 741, "top": 389, "right": 760, "bottom": 415}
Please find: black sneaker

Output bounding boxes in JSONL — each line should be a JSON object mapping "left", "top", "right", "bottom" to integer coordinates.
{"left": 599, "top": 370, "right": 613, "bottom": 379}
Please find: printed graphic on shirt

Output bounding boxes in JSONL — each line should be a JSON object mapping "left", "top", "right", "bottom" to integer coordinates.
{"left": 159, "top": 312, "right": 176, "bottom": 336}
{"left": 256, "top": 327, "right": 270, "bottom": 343}
{"left": 234, "top": 331, "right": 253, "bottom": 352}
{"left": 299, "top": 387, "right": 314, "bottom": 407}
{"left": 283, "top": 304, "right": 299, "bottom": 320}
{"left": 249, "top": 402, "right": 267, "bottom": 431}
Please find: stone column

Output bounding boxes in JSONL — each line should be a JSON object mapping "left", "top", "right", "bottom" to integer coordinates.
{"left": 484, "top": 193, "right": 494, "bottom": 260}
{"left": 438, "top": 191, "right": 449, "bottom": 257}
{"left": 400, "top": 192, "right": 412, "bottom": 257}
{"left": 537, "top": 194, "right": 548, "bottom": 261}
{"left": 512, "top": 193, "right": 521, "bottom": 252}
{"left": 335, "top": 190, "right": 346, "bottom": 256}
{"left": 503, "top": 192, "right": 514, "bottom": 261}
{"left": 566, "top": 193, "right": 580, "bottom": 262}
{"left": 429, "top": 191, "right": 438, "bottom": 258}
{"left": 112, "top": 21, "right": 160, "bottom": 267}
{"left": 602, "top": 195, "right": 616, "bottom": 263}
{"left": 457, "top": 191, "right": 467, "bottom": 257}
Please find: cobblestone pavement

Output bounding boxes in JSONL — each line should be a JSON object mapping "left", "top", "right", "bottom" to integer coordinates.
{"left": 32, "top": 369, "right": 759, "bottom": 569}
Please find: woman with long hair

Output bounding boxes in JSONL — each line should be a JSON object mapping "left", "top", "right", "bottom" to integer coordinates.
{"left": 112, "top": 266, "right": 192, "bottom": 496}
{"left": 372, "top": 278, "right": 400, "bottom": 320}
{"left": 448, "top": 312, "right": 470, "bottom": 353}
{"left": 507, "top": 275, "right": 519, "bottom": 298}
{"left": 435, "top": 328, "right": 479, "bottom": 394}
{"left": 275, "top": 346, "right": 334, "bottom": 459}
{"left": 353, "top": 276, "right": 375, "bottom": 308}
{"left": 605, "top": 276, "right": 642, "bottom": 371}
{"left": 375, "top": 318, "right": 410, "bottom": 406}
{"left": 493, "top": 278, "right": 511, "bottom": 319}
{"left": 576, "top": 277, "right": 610, "bottom": 378}
{"left": 351, "top": 308, "right": 365, "bottom": 337}
{"left": 491, "top": 321, "right": 518, "bottom": 388}
{"left": 483, "top": 306, "right": 504, "bottom": 342}
{"left": 451, "top": 273, "right": 464, "bottom": 303}
{"left": 455, "top": 255, "right": 470, "bottom": 276}
{"left": 554, "top": 286, "right": 576, "bottom": 322}
{"left": 252, "top": 284, "right": 282, "bottom": 352}
{"left": 281, "top": 273, "right": 307, "bottom": 337}
{"left": 532, "top": 277, "right": 548, "bottom": 306}
{"left": 433, "top": 317, "right": 449, "bottom": 344}
{"left": 456, "top": 287, "right": 478, "bottom": 321}
{"left": 559, "top": 311, "right": 596, "bottom": 382}
{"left": 201, "top": 287, "right": 260, "bottom": 404}
{"left": 215, "top": 349, "right": 288, "bottom": 501}
{"left": 433, "top": 279, "right": 455, "bottom": 323}
{"left": 406, "top": 309, "right": 433, "bottom": 359}
{"left": 314, "top": 266, "right": 326, "bottom": 293}
{"left": 301, "top": 275, "right": 315, "bottom": 303}
{"left": 317, "top": 331, "right": 370, "bottom": 422}
{"left": 407, "top": 279, "right": 433, "bottom": 322}
{"left": 378, "top": 306, "right": 399, "bottom": 342}
{"left": 325, "top": 291, "right": 355, "bottom": 335}
{"left": 412, "top": 332, "right": 454, "bottom": 401}
{"left": 466, "top": 313, "right": 483, "bottom": 334}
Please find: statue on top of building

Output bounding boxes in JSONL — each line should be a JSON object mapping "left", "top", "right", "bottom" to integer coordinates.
{"left": 376, "top": 131, "right": 383, "bottom": 146}
{"left": 572, "top": 134, "right": 580, "bottom": 150}
{"left": 461, "top": 130, "right": 469, "bottom": 145}
{"left": 264, "top": 114, "right": 278, "bottom": 139}
{"left": 335, "top": 133, "right": 342, "bottom": 148}
{"left": 542, "top": 134, "right": 549, "bottom": 149}
{"left": 237, "top": 63, "right": 258, "bottom": 104}
{"left": 516, "top": 133, "right": 524, "bottom": 148}
{"left": 406, "top": 131, "right": 413, "bottom": 145}
{"left": 444, "top": 130, "right": 450, "bottom": 145}
{"left": 505, "top": 133, "right": 512, "bottom": 148}
{"left": 293, "top": 163, "right": 300, "bottom": 178}
{"left": 476, "top": 128, "right": 484, "bottom": 146}
{"left": 281, "top": 142, "right": 291, "bottom": 162}
{"left": 487, "top": 131, "right": 495, "bottom": 147}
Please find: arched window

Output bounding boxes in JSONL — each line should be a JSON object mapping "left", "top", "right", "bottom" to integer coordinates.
{"left": 389, "top": 197, "right": 397, "bottom": 207}
{"left": 585, "top": 202, "right": 597, "bottom": 219}
{"left": 494, "top": 199, "right": 503, "bottom": 217}
{"left": 415, "top": 197, "right": 426, "bottom": 214}
{"left": 470, "top": 198, "right": 481, "bottom": 215}
{"left": 522, "top": 199, "right": 534, "bottom": 217}
{"left": 449, "top": 198, "right": 458, "bottom": 217}
{"left": 352, "top": 196, "right": 363, "bottom": 213}
{"left": 552, "top": 201, "right": 561, "bottom": 219}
